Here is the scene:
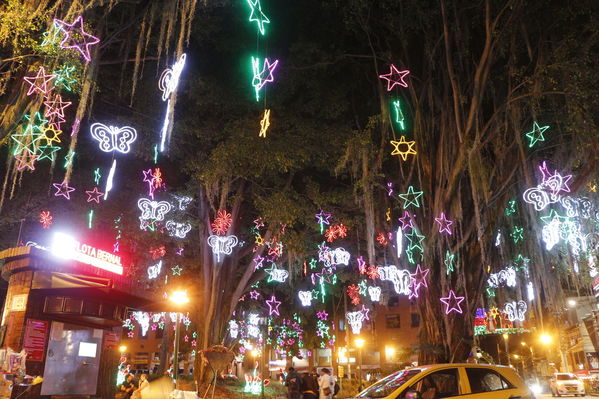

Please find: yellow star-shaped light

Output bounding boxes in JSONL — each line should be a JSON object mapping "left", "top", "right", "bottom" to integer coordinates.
{"left": 259, "top": 109, "right": 271, "bottom": 138}
{"left": 255, "top": 234, "right": 265, "bottom": 246}
{"left": 588, "top": 182, "right": 597, "bottom": 192}
{"left": 390, "top": 136, "right": 416, "bottom": 161}
{"left": 489, "top": 306, "right": 499, "bottom": 318}
{"left": 42, "top": 125, "right": 62, "bottom": 144}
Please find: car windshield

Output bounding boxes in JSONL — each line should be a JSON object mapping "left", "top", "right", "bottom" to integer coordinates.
{"left": 557, "top": 374, "right": 578, "bottom": 381}
{"left": 357, "top": 369, "right": 422, "bottom": 398}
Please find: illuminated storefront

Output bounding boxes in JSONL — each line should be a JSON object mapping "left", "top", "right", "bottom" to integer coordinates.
{"left": 0, "top": 233, "right": 157, "bottom": 398}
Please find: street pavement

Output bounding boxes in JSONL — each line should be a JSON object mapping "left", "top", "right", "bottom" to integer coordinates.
{"left": 539, "top": 394, "right": 596, "bottom": 399}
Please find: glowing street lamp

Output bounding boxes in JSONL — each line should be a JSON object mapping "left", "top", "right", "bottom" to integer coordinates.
{"left": 169, "top": 290, "right": 190, "bottom": 388}
{"left": 119, "top": 345, "right": 127, "bottom": 354}
{"left": 355, "top": 338, "right": 365, "bottom": 392}
{"left": 540, "top": 333, "right": 553, "bottom": 345}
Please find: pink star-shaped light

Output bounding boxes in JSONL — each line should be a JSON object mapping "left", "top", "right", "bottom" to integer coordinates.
{"left": 48, "top": 114, "right": 66, "bottom": 131}
{"left": 360, "top": 305, "right": 370, "bottom": 321}
{"left": 315, "top": 210, "right": 332, "bottom": 226}
{"left": 85, "top": 187, "right": 104, "bottom": 203}
{"left": 44, "top": 94, "right": 72, "bottom": 119}
{"left": 398, "top": 211, "right": 414, "bottom": 231}
{"left": 316, "top": 311, "right": 329, "bottom": 320}
{"left": 434, "top": 212, "right": 453, "bottom": 235}
{"left": 266, "top": 295, "right": 281, "bottom": 316}
{"left": 253, "top": 217, "right": 265, "bottom": 229}
{"left": 15, "top": 154, "right": 39, "bottom": 171}
{"left": 410, "top": 264, "right": 429, "bottom": 290}
{"left": 184, "top": 335, "right": 189, "bottom": 342}
{"left": 408, "top": 280, "right": 419, "bottom": 300}
{"left": 378, "top": 65, "right": 410, "bottom": 91}
{"left": 151, "top": 324, "right": 157, "bottom": 331}
{"left": 53, "top": 180, "right": 75, "bottom": 199}
{"left": 249, "top": 290, "right": 260, "bottom": 300}
{"left": 113, "top": 242, "right": 120, "bottom": 252}
{"left": 23, "top": 66, "right": 56, "bottom": 97}
{"left": 357, "top": 256, "right": 367, "bottom": 274}
{"left": 127, "top": 331, "right": 134, "bottom": 338}
{"left": 54, "top": 16, "right": 100, "bottom": 62}
{"left": 440, "top": 290, "right": 465, "bottom": 314}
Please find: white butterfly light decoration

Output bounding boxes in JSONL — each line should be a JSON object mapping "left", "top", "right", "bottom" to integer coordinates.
{"left": 90, "top": 123, "right": 137, "bottom": 154}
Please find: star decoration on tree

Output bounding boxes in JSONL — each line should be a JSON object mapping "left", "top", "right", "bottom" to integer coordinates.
{"left": 85, "top": 187, "right": 104, "bottom": 203}
{"left": 504, "top": 199, "right": 517, "bottom": 216}
{"left": 54, "top": 16, "right": 100, "bottom": 62}
{"left": 398, "top": 211, "right": 415, "bottom": 230}
{"left": 251, "top": 57, "right": 279, "bottom": 101}
{"left": 266, "top": 295, "right": 281, "bottom": 316}
{"left": 398, "top": 186, "right": 423, "bottom": 208}
{"left": 410, "top": 264, "right": 429, "bottom": 290}
{"left": 390, "top": 136, "right": 417, "bottom": 161}
{"left": 246, "top": 0, "right": 270, "bottom": 35}
{"left": 540, "top": 209, "right": 567, "bottom": 225}
{"left": 44, "top": 94, "right": 72, "bottom": 119}
{"left": 315, "top": 210, "right": 332, "bottom": 227}
{"left": 53, "top": 180, "right": 75, "bottom": 199}
{"left": 171, "top": 265, "right": 183, "bottom": 276}
{"left": 249, "top": 290, "right": 260, "bottom": 300}
{"left": 15, "top": 154, "right": 39, "bottom": 171}
{"left": 127, "top": 331, "right": 135, "bottom": 338}
{"left": 360, "top": 305, "right": 371, "bottom": 321}
{"left": 434, "top": 212, "right": 453, "bottom": 235}
{"left": 63, "top": 151, "right": 75, "bottom": 168}
{"left": 511, "top": 226, "right": 524, "bottom": 243}
{"left": 408, "top": 280, "right": 420, "bottom": 300}
{"left": 524, "top": 121, "right": 549, "bottom": 148}
{"left": 42, "top": 125, "right": 62, "bottom": 144}
{"left": 259, "top": 109, "right": 271, "bottom": 138}
{"left": 392, "top": 99, "right": 406, "bottom": 130}
{"left": 11, "top": 125, "right": 44, "bottom": 156}
{"left": 444, "top": 251, "right": 456, "bottom": 275}
{"left": 316, "top": 311, "right": 329, "bottom": 320}
{"left": 513, "top": 254, "right": 530, "bottom": 270}
{"left": 405, "top": 228, "right": 425, "bottom": 252}
{"left": 378, "top": 65, "right": 410, "bottom": 91}
{"left": 440, "top": 290, "right": 465, "bottom": 314}
{"left": 53, "top": 64, "right": 77, "bottom": 91}
{"left": 37, "top": 144, "right": 61, "bottom": 161}
{"left": 23, "top": 66, "right": 56, "bottom": 96}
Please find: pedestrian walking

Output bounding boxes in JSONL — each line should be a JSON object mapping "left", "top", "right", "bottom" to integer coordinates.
{"left": 318, "top": 368, "right": 334, "bottom": 399}
{"left": 285, "top": 367, "right": 303, "bottom": 399}
{"left": 302, "top": 368, "right": 319, "bottom": 399}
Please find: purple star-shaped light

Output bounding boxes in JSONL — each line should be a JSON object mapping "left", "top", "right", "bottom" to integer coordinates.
{"left": 54, "top": 16, "right": 100, "bottom": 62}
{"left": 53, "top": 180, "right": 75, "bottom": 199}
{"left": 440, "top": 290, "right": 465, "bottom": 314}
{"left": 410, "top": 264, "right": 429, "bottom": 290}
{"left": 249, "top": 290, "right": 260, "bottom": 300}
{"left": 266, "top": 295, "right": 281, "bottom": 316}
{"left": 315, "top": 210, "right": 332, "bottom": 226}
{"left": 360, "top": 305, "right": 370, "bottom": 321}
{"left": 316, "top": 311, "right": 329, "bottom": 320}
{"left": 434, "top": 212, "right": 453, "bottom": 235}
{"left": 85, "top": 187, "right": 104, "bottom": 203}
{"left": 408, "top": 280, "right": 420, "bottom": 300}
{"left": 378, "top": 65, "right": 410, "bottom": 91}
{"left": 398, "top": 211, "right": 415, "bottom": 231}
{"left": 23, "top": 66, "right": 56, "bottom": 97}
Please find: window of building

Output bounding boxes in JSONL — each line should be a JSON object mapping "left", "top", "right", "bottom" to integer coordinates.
{"left": 465, "top": 368, "right": 513, "bottom": 393}
{"left": 385, "top": 314, "right": 401, "bottom": 328}
{"left": 411, "top": 313, "right": 420, "bottom": 328}
{"left": 388, "top": 296, "right": 400, "bottom": 307}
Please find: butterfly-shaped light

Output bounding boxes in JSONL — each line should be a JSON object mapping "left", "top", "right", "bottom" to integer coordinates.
{"left": 504, "top": 300, "right": 527, "bottom": 322}
{"left": 147, "top": 260, "right": 162, "bottom": 279}
{"left": 138, "top": 198, "right": 172, "bottom": 221}
{"left": 166, "top": 221, "right": 192, "bottom": 239}
{"left": 90, "top": 123, "right": 137, "bottom": 154}
{"left": 298, "top": 291, "right": 313, "bottom": 307}
{"left": 207, "top": 234, "right": 239, "bottom": 261}
{"left": 378, "top": 265, "right": 411, "bottom": 295}
{"left": 159, "top": 54, "right": 187, "bottom": 101}
{"left": 346, "top": 311, "right": 366, "bottom": 334}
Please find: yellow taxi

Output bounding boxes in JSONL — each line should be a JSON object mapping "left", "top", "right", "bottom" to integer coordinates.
{"left": 356, "top": 364, "right": 533, "bottom": 399}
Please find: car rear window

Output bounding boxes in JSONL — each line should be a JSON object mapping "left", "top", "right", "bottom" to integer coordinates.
{"left": 466, "top": 368, "right": 514, "bottom": 393}
{"left": 556, "top": 374, "right": 578, "bottom": 381}
{"left": 357, "top": 369, "right": 422, "bottom": 398}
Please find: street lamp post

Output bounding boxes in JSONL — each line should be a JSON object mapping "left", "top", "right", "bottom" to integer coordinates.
{"left": 355, "top": 338, "right": 365, "bottom": 392}
{"left": 502, "top": 333, "right": 509, "bottom": 365}
{"left": 169, "top": 290, "right": 190, "bottom": 390}
{"left": 521, "top": 342, "right": 535, "bottom": 377}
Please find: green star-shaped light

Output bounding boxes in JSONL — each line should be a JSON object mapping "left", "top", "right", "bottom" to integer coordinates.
{"left": 405, "top": 228, "right": 425, "bottom": 251}
{"left": 444, "top": 251, "right": 456, "bottom": 275}
{"left": 510, "top": 225, "right": 524, "bottom": 243}
{"left": 525, "top": 121, "right": 549, "bottom": 148}
{"left": 171, "top": 265, "right": 183, "bottom": 275}
{"left": 63, "top": 151, "right": 75, "bottom": 168}
{"left": 53, "top": 64, "right": 77, "bottom": 91}
{"left": 504, "top": 200, "right": 517, "bottom": 216}
{"left": 485, "top": 287, "right": 496, "bottom": 298}
{"left": 93, "top": 168, "right": 102, "bottom": 184}
{"left": 405, "top": 247, "right": 422, "bottom": 264}
{"left": 11, "top": 125, "right": 44, "bottom": 156}
{"left": 398, "top": 186, "right": 423, "bottom": 208}
{"left": 513, "top": 254, "right": 530, "bottom": 270}
{"left": 246, "top": 0, "right": 270, "bottom": 35}
{"left": 309, "top": 258, "right": 318, "bottom": 269}
{"left": 358, "top": 280, "right": 368, "bottom": 295}
{"left": 392, "top": 99, "right": 406, "bottom": 130}
{"left": 540, "top": 209, "right": 567, "bottom": 225}
{"left": 37, "top": 144, "right": 60, "bottom": 161}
